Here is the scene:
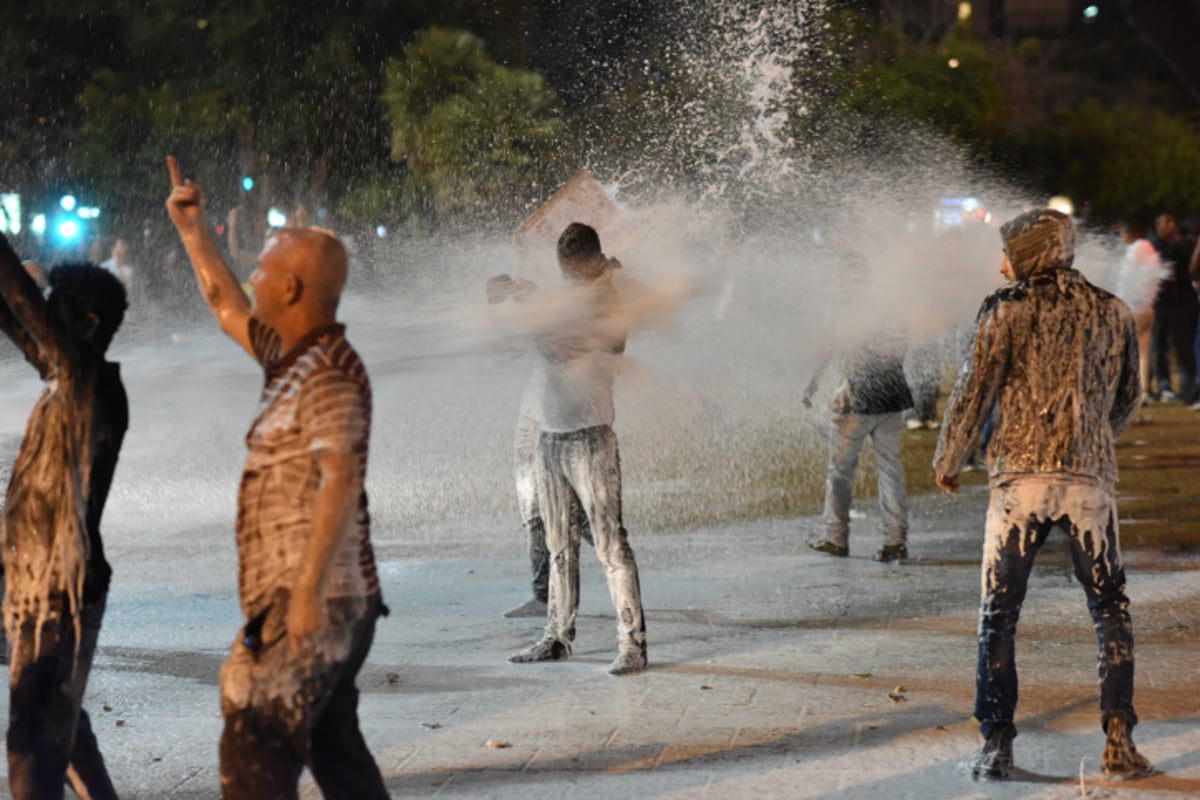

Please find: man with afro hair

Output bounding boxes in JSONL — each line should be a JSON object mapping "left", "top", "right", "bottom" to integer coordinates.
{"left": 0, "top": 234, "right": 127, "bottom": 800}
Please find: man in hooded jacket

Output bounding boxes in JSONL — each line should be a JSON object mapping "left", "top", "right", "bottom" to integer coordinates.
{"left": 933, "top": 209, "right": 1149, "bottom": 781}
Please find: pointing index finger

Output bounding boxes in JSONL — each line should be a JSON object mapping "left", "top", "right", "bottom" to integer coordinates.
{"left": 166, "top": 155, "right": 183, "bottom": 188}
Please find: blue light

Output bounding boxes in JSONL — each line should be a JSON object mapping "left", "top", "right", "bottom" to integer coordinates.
{"left": 242, "top": 176, "right": 255, "bottom": 191}
{"left": 1083, "top": 5, "right": 1099, "bottom": 19}
{"left": 30, "top": 214, "right": 46, "bottom": 236}
{"left": 57, "top": 219, "right": 80, "bottom": 241}
{"left": 267, "top": 208, "right": 287, "bottom": 227}
{"left": 60, "top": 195, "right": 77, "bottom": 212}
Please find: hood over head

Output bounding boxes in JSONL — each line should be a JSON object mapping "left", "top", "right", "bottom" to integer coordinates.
{"left": 1000, "top": 208, "right": 1076, "bottom": 279}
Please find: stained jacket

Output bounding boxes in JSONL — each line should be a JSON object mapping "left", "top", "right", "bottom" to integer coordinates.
{"left": 933, "top": 265, "right": 1140, "bottom": 486}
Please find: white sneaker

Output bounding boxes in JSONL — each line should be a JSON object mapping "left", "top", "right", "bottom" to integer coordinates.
{"left": 905, "top": 418, "right": 923, "bottom": 431}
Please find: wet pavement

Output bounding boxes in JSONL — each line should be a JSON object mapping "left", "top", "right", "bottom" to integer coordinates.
{"left": 4, "top": 487, "right": 1196, "bottom": 799}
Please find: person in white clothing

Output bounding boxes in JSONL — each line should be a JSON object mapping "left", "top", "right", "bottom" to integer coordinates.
{"left": 508, "top": 223, "right": 647, "bottom": 676}
{"left": 1113, "top": 220, "right": 1164, "bottom": 400}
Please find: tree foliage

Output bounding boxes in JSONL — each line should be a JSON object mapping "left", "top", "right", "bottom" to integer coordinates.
{"left": 383, "top": 28, "right": 563, "bottom": 227}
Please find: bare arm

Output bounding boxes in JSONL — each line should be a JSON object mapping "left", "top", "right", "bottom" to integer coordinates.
{"left": 0, "top": 233, "right": 57, "bottom": 374}
{"left": 164, "top": 156, "right": 253, "bottom": 357}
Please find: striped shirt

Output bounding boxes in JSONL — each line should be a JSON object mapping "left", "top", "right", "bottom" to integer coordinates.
{"left": 236, "top": 319, "right": 379, "bottom": 617}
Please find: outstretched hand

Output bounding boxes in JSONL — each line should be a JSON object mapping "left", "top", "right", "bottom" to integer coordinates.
{"left": 935, "top": 472, "right": 959, "bottom": 494}
{"left": 165, "top": 155, "right": 206, "bottom": 233}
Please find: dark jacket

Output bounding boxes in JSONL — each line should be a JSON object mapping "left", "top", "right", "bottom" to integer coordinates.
{"left": 807, "top": 336, "right": 914, "bottom": 416}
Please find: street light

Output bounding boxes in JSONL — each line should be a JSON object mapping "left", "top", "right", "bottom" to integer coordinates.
{"left": 60, "top": 194, "right": 77, "bottom": 212}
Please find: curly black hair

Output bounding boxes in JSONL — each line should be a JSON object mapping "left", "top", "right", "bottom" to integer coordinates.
{"left": 47, "top": 263, "right": 128, "bottom": 352}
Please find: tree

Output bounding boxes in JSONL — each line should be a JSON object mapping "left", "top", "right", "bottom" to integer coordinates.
{"left": 383, "top": 27, "right": 564, "bottom": 227}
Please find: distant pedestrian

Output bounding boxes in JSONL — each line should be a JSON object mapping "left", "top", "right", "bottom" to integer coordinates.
{"left": 804, "top": 252, "right": 913, "bottom": 563}
{"left": 1149, "top": 213, "right": 1197, "bottom": 402}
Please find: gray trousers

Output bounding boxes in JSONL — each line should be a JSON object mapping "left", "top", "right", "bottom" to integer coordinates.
{"left": 515, "top": 399, "right": 590, "bottom": 602}
{"left": 536, "top": 426, "right": 645, "bottom": 654}
{"left": 822, "top": 411, "right": 908, "bottom": 547}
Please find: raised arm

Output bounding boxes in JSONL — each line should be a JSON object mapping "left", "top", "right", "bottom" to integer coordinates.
{"left": 165, "top": 156, "right": 254, "bottom": 357}
{"left": 0, "top": 233, "right": 57, "bottom": 375}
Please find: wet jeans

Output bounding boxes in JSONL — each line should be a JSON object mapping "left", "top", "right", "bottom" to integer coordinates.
{"left": 822, "top": 411, "right": 908, "bottom": 547}
{"left": 975, "top": 477, "right": 1136, "bottom": 738}
{"left": 515, "top": 402, "right": 591, "bottom": 603}
{"left": 7, "top": 596, "right": 117, "bottom": 800}
{"left": 219, "top": 592, "right": 389, "bottom": 800}
{"left": 536, "top": 425, "right": 645, "bottom": 655}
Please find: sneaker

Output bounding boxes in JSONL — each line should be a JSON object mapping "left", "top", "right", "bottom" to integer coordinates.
{"left": 608, "top": 647, "right": 648, "bottom": 675}
{"left": 922, "top": 419, "right": 940, "bottom": 430}
{"left": 1190, "top": 401, "right": 1200, "bottom": 412}
{"left": 966, "top": 729, "right": 1014, "bottom": 781}
{"left": 509, "top": 637, "right": 571, "bottom": 663}
{"left": 1102, "top": 717, "right": 1153, "bottom": 779}
{"left": 502, "top": 597, "right": 548, "bottom": 619}
{"left": 872, "top": 543, "right": 908, "bottom": 562}
{"left": 1161, "top": 389, "right": 1179, "bottom": 402}
{"left": 904, "top": 417, "right": 923, "bottom": 431}
{"left": 808, "top": 539, "right": 849, "bottom": 557}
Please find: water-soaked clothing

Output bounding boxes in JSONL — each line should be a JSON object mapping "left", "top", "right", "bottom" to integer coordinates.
{"left": 822, "top": 412, "right": 907, "bottom": 548}
{"left": 975, "top": 477, "right": 1135, "bottom": 737}
{"left": 807, "top": 338, "right": 912, "bottom": 545}
{"left": 514, "top": 366, "right": 591, "bottom": 603}
{"left": 219, "top": 318, "right": 387, "bottom": 800}
{"left": 0, "top": 240, "right": 125, "bottom": 800}
{"left": 219, "top": 593, "right": 387, "bottom": 800}
{"left": 533, "top": 276, "right": 645, "bottom": 657}
{"left": 536, "top": 426, "right": 645, "bottom": 656}
{"left": 934, "top": 214, "right": 1141, "bottom": 740}
{"left": 933, "top": 268, "right": 1140, "bottom": 484}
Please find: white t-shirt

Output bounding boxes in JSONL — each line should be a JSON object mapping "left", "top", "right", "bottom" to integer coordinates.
{"left": 1113, "top": 238, "right": 1162, "bottom": 315}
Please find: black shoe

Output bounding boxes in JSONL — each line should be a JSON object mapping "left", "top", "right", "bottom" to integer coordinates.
{"left": 966, "top": 729, "right": 1014, "bottom": 781}
{"left": 509, "top": 637, "right": 571, "bottom": 663}
{"left": 808, "top": 539, "right": 848, "bottom": 557}
{"left": 872, "top": 543, "right": 908, "bottom": 562}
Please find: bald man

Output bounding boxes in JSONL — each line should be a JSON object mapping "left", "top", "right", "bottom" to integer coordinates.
{"left": 166, "top": 157, "right": 390, "bottom": 800}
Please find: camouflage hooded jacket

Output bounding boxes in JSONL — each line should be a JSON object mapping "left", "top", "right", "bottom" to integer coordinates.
{"left": 933, "top": 209, "right": 1141, "bottom": 486}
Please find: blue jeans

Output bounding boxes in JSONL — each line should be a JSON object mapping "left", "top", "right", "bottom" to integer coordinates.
{"left": 975, "top": 478, "right": 1136, "bottom": 738}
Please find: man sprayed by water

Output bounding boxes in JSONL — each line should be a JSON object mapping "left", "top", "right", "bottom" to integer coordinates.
{"left": 0, "top": 234, "right": 126, "bottom": 800}
{"left": 486, "top": 274, "right": 595, "bottom": 619}
{"left": 803, "top": 251, "right": 913, "bottom": 562}
{"left": 508, "top": 223, "right": 648, "bottom": 675}
{"left": 166, "top": 157, "right": 390, "bottom": 799}
{"left": 934, "top": 209, "right": 1150, "bottom": 780}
